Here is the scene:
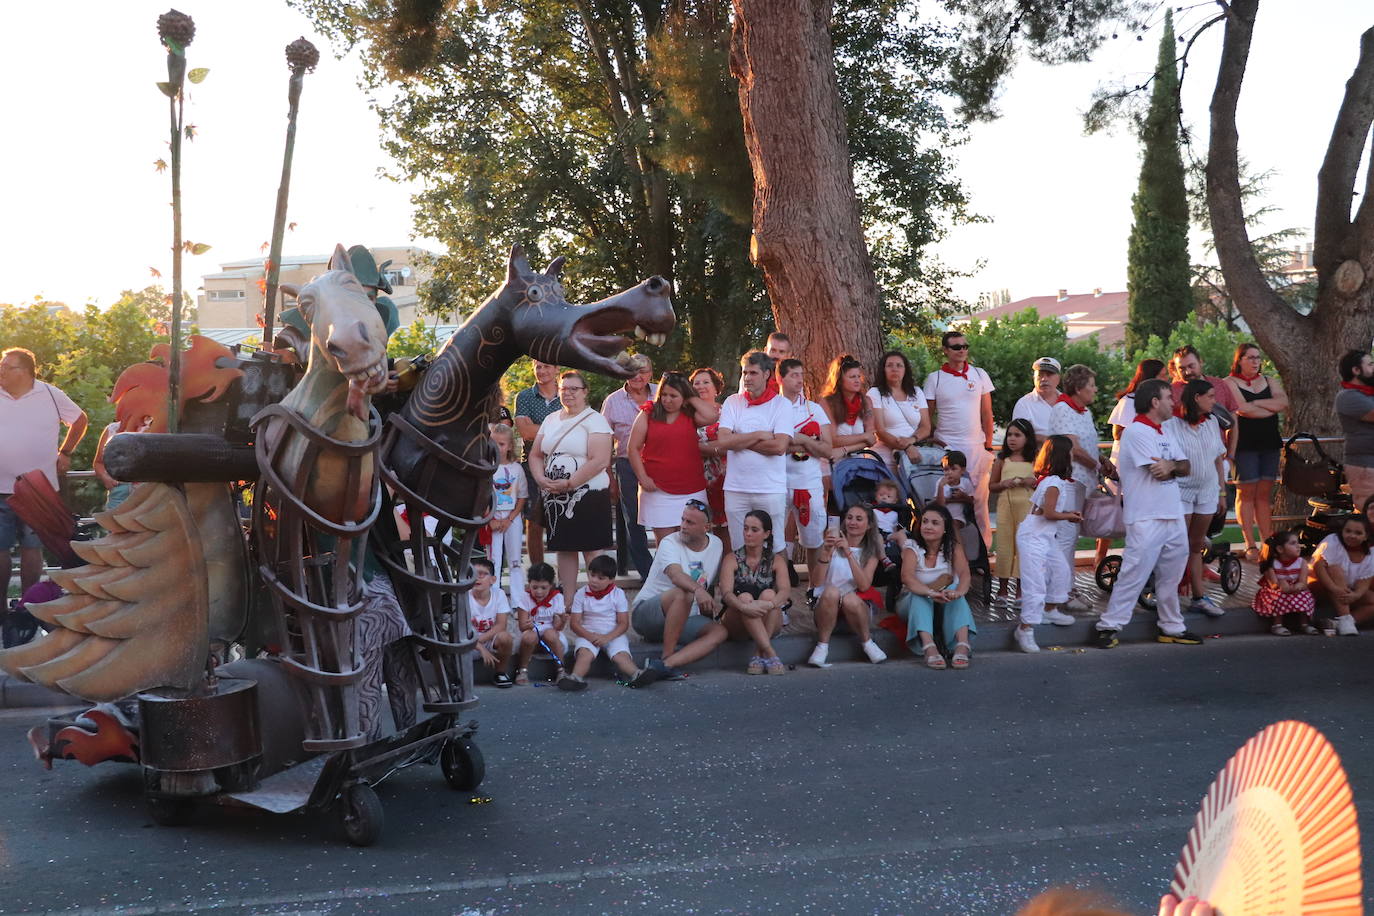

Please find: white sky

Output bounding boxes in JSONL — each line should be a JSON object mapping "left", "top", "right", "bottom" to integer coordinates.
{"left": 2, "top": 1, "right": 1369, "bottom": 311}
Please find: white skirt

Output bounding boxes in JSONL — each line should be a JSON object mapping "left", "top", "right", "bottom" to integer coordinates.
{"left": 639, "top": 487, "right": 708, "bottom": 528}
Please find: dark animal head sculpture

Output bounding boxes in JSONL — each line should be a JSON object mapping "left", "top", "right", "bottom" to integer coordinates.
{"left": 385, "top": 245, "right": 675, "bottom": 524}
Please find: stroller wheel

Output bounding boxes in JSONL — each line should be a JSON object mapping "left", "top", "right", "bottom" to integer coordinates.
{"left": 1095, "top": 555, "right": 1122, "bottom": 592}
{"left": 1219, "top": 555, "right": 1243, "bottom": 595}
{"left": 1138, "top": 573, "right": 1158, "bottom": 611}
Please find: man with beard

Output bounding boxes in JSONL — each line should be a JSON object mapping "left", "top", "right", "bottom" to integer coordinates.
{"left": 1336, "top": 350, "right": 1374, "bottom": 510}
{"left": 1170, "top": 345, "right": 1239, "bottom": 452}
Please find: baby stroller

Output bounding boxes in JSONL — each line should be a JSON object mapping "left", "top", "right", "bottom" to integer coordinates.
{"left": 830, "top": 449, "right": 913, "bottom": 603}
{"left": 1280, "top": 433, "right": 1352, "bottom": 553}
{"left": 897, "top": 448, "right": 993, "bottom": 602}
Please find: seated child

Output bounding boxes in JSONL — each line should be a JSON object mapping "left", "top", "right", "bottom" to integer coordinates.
{"left": 469, "top": 557, "right": 515, "bottom": 686}
{"left": 1253, "top": 528, "right": 1317, "bottom": 636}
{"left": 560, "top": 555, "right": 639, "bottom": 691}
{"left": 934, "top": 450, "right": 973, "bottom": 531}
{"left": 513, "top": 562, "right": 566, "bottom": 685}
{"left": 871, "top": 478, "right": 908, "bottom": 570}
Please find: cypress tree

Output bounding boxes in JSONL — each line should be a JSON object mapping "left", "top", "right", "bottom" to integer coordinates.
{"left": 1124, "top": 10, "right": 1191, "bottom": 355}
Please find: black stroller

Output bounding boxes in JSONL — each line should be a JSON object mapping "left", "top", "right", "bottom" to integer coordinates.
{"left": 1281, "top": 433, "right": 1352, "bottom": 553}
{"left": 830, "top": 449, "right": 912, "bottom": 600}
{"left": 896, "top": 448, "right": 994, "bottom": 602}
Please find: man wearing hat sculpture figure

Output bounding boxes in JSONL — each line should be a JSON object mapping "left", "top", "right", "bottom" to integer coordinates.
{"left": 1012, "top": 357, "right": 1062, "bottom": 440}
{"left": 274, "top": 245, "right": 402, "bottom": 370}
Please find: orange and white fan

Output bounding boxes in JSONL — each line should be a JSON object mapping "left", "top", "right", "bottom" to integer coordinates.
{"left": 1170, "top": 720, "right": 1363, "bottom": 915}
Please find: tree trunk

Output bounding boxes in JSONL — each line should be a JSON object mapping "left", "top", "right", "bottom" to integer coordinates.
{"left": 1207, "top": 0, "right": 1374, "bottom": 456}
{"left": 730, "top": 0, "right": 883, "bottom": 394}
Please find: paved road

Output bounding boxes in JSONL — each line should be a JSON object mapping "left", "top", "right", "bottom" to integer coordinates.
{"left": 3, "top": 635, "right": 1372, "bottom": 915}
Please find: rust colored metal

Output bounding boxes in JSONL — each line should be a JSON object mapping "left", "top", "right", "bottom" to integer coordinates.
{"left": 139, "top": 677, "right": 260, "bottom": 772}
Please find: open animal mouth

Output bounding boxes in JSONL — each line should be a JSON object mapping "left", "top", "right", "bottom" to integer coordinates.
{"left": 568, "top": 304, "right": 674, "bottom": 377}
{"left": 344, "top": 356, "right": 388, "bottom": 420}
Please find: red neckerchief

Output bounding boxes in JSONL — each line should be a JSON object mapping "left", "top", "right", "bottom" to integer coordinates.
{"left": 842, "top": 393, "right": 863, "bottom": 425}
{"left": 1188, "top": 413, "right": 1211, "bottom": 427}
{"left": 1056, "top": 393, "right": 1086, "bottom": 415}
{"left": 1343, "top": 381, "right": 1374, "bottom": 396}
{"left": 639, "top": 401, "right": 656, "bottom": 414}
{"left": 1132, "top": 414, "right": 1163, "bottom": 433}
{"left": 525, "top": 589, "right": 558, "bottom": 612}
{"left": 940, "top": 362, "right": 969, "bottom": 379}
{"left": 743, "top": 388, "right": 777, "bottom": 407}
{"left": 792, "top": 488, "right": 811, "bottom": 526}
{"left": 1230, "top": 372, "right": 1261, "bottom": 383}
{"left": 764, "top": 375, "right": 780, "bottom": 396}
{"left": 584, "top": 583, "right": 615, "bottom": 600}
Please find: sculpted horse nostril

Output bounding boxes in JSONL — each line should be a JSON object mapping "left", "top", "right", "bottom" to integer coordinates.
{"left": 355, "top": 320, "right": 370, "bottom": 344}
{"left": 327, "top": 341, "right": 348, "bottom": 360}
{"left": 647, "top": 276, "right": 664, "bottom": 292}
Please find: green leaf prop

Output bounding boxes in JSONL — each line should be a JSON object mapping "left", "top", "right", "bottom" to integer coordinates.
{"left": 188, "top": 68, "right": 209, "bottom": 84}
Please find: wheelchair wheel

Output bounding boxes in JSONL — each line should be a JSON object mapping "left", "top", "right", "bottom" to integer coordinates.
{"left": 1219, "top": 555, "right": 1243, "bottom": 594}
{"left": 1095, "top": 555, "right": 1121, "bottom": 592}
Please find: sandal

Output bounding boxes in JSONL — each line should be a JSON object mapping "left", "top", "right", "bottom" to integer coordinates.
{"left": 747, "top": 656, "right": 767, "bottom": 675}
{"left": 951, "top": 642, "right": 971, "bottom": 669}
{"left": 514, "top": 668, "right": 530, "bottom": 686}
{"left": 922, "top": 643, "right": 946, "bottom": 670}
{"left": 764, "top": 656, "right": 787, "bottom": 676}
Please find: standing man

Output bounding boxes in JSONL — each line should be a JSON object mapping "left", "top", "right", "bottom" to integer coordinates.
{"left": 778, "top": 358, "right": 832, "bottom": 568}
{"left": 1011, "top": 357, "right": 1061, "bottom": 439}
{"left": 514, "top": 360, "right": 561, "bottom": 565}
{"left": 717, "top": 351, "right": 793, "bottom": 547}
{"left": 1050, "top": 365, "right": 1115, "bottom": 613}
{"left": 740, "top": 332, "right": 792, "bottom": 396}
{"left": 1171, "top": 345, "right": 1239, "bottom": 454}
{"left": 1, "top": 347, "right": 87, "bottom": 602}
{"left": 1335, "top": 350, "right": 1374, "bottom": 510}
{"left": 1093, "top": 378, "right": 1202, "bottom": 649}
{"left": 923, "top": 331, "right": 996, "bottom": 544}
{"left": 602, "top": 354, "right": 656, "bottom": 580}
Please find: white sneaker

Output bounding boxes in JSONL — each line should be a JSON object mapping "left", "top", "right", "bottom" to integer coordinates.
{"left": 1014, "top": 626, "right": 1040, "bottom": 653}
{"left": 1336, "top": 615, "right": 1359, "bottom": 636}
{"left": 1191, "top": 596, "right": 1225, "bottom": 618}
{"left": 1043, "top": 608, "right": 1075, "bottom": 626}
{"left": 1063, "top": 594, "right": 1093, "bottom": 614}
{"left": 808, "top": 642, "right": 831, "bottom": 667}
{"left": 861, "top": 639, "right": 887, "bottom": 664}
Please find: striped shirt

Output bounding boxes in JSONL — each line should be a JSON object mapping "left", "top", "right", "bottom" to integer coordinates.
{"left": 1163, "top": 415, "right": 1225, "bottom": 495}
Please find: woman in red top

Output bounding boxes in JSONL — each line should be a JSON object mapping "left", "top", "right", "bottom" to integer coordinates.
{"left": 628, "top": 372, "right": 720, "bottom": 541}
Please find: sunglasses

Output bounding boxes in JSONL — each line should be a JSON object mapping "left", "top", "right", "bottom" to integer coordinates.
{"left": 945, "top": 343, "right": 969, "bottom": 351}
{"left": 684, "top": 498, "right": 712, "bottom": 519}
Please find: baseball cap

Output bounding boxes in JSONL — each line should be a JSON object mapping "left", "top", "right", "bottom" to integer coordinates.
{"left": 1032, "top": 357, "right": 1062, "bottom": 373}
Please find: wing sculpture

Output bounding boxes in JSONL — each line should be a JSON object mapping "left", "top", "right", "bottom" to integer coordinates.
{"left": 0, "top": 483, "right": 209, "bottom": 701}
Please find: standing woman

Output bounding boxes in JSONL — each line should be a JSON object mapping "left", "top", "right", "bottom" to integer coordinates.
{"left": 528, "top": 370, "right": 614, "bottom": 603}
{"left": 691, "top": 367, "right": 730, "bottom": 545}
{"left": 898, "top": 504, "right": 977, "bottom": 669}
{"left": 1224, "top": 343, "right": 1286, "bottom": 561}
{"left": 1164, "top": 379, "right": 1228, "bottom": 618}
{"left": 868, "top": 350, "right": 931, "bottom": 470}
{"left": 628, "top": 371, "right": 720, "bottom": 544}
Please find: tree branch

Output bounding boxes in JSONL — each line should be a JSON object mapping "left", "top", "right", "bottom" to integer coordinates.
{"left": 1315, "top": 25, "right": 1374, "bottom": 272}
{"left": 1205, "top": 0, "right": 1303, "bottom": 363}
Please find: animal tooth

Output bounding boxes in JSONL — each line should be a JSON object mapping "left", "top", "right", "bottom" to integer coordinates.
{"left": 651, "top": 333, "right": 666, "bottom": 347}
{"left": 634, "top": 325, "right": 647, "bottom": 340}
{"left": 614, "top": 350, "right": 634, "bottom": 367}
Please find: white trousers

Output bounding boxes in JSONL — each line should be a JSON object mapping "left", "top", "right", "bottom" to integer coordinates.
{"left": 488, "top": 516, "right": 525, "bottom": 594}
{"left": 1097, "top": 517, "right": 1189, "bottom": 634}
{"left": 1061, "top": 481, "right": 1086, "bottom": 577}
{"left": 786, "top": 483, "right": 827, "bottom": 550}
{"left": 724, "top": 490, "right": 790, "bottom": 550}
{"left": 1017, "top": 522, "right": 1074, "bottom": 625}
{"left": 946, "top": 440, "right": 992, "bottom": 546}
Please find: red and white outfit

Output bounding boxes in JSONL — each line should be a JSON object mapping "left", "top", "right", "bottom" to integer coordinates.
{"left": 1096, "top": 415, "right": 1190, "bottom": 635}
{"left": 719, "top": 390, "right": 793, "bottom": 548}
{"left": 637, "top": 409, "right": 709, "bottom": 528}
{"left": 470, "top": 587, "right": 511, "bottom": 638}
{"left": 515, "top": 588, "right": 565, "bottom": 629}
{"left": 1016, "top": 475, "right": 1078, "bottom": 626}
{"left": 1049, "top": 394, "right": 1098, "bottom": 570}
{"left": 1252, "top": 557, "right": 1315, "bottom": 618}
{"left": 922, "top": 364, "right": 995, "bottom": 544}
{"left": 570, "top": 584, "right": 631, "bottom": 658}
{"left": 785, "top": 393, "right": 830, "bottom": 551}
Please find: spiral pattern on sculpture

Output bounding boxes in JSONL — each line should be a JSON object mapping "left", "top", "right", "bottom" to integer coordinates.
{"left": 410, "top": 350, "right": 470, "bottom": 428}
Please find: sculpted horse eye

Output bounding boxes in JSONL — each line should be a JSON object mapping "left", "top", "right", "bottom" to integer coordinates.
{"left": 526, "top": 284, "right": 544, "bottom": 303}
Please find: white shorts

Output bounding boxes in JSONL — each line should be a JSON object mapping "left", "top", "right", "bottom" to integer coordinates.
{"left": 638, "top": 487, "right": 708, "bottom": 529}
{"left": 573, "top": 633, "right": 631, "bottom": 658}
{"left": 1179, "top": 487, "right": 1222, "bottom": 515}
{"left": 789, "top": 484, "right": 826, "bottom": 549}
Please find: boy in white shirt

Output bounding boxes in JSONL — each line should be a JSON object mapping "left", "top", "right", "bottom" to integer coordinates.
{"left": 559, "top": 555, "right": 638, "bottom": 691}
{"left": 468, "top": 557, "right": 515, "bottom": 687}
{"left": 935, "top": 451, "right": 973, "bottom": 531}
{"left": 512, "top": 562, "right": 566, "bottom": 685}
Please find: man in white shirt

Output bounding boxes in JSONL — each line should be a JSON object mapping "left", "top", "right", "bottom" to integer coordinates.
{"left": 778, "top": 358, "right": 832, "bottom": 570}
{"left": 630, "top": 501, "right": 726, "bottom": 680}
{"left": 922, "top": 331, "right": 995, "bottom": 544}
{"left": 1011, "top": 356, "right": 1061, "bottom": 439}
{"left": 1094, "top": 378, "right": 1203, "bottom": 649}
{"left": 717, "top": 350, "right": 793, "bottom": 547}
{"left": 1, "top": 347, "right": 87, "bottom": 600}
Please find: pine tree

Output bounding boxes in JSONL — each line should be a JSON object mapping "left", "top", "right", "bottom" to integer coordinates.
{"left": 1124, "top": 10, "right": 1191, "bottom": 355}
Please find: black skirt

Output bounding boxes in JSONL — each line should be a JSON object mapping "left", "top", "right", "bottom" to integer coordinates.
{"left": 544, "top": 486, "right": 613, "bottom": 553}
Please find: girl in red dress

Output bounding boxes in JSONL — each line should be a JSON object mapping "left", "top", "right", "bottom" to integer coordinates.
{"left": 1252, "top": 528, "right": 1317, "bottom": 636}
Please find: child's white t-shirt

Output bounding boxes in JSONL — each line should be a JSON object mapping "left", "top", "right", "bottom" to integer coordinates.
{"left": 571, "top": 585, "right": 628, "bottom": 635}
{"left": 940, "top": 478, "right": 971, "bottom": 522}
{"left": 470, "top": 588, "right": 510, "bottom": 636}
{"left": 1314, "top": 534, "right": 1374, "bottom": 583}
{"left": 492, "top": 461, "right": 528, "bottom": 518}
{"left": 1030, "top": 474, "right": 1078, "bottom": 513}
{"left": 874, "top": 508, "right": 899, "bottom": 535}
{"left": 514, "top": 589, "right": 565, "bottom": 627}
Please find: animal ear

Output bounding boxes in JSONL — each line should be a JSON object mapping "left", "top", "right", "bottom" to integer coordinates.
{"left": 329, "top": 243, "right": 354, "bottom": 275}
{"left": 507, "top": 244, "right": 530, "bottom": 284}
{"left": 543, "top": 256, "right": 565, "bottom": 278}
{"left": 279, "top": 283, "right": 300, "bottom": 300}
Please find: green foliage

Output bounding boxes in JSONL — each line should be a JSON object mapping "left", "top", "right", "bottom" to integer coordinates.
{"left": 1126, "top": 310, "right": 1264, "bottom": 381}
{"left": 386, "top": 319, "right": 439, "bottom": 359}
{"left": 1124, "top": 11, "right": 1191, "bottom": 355}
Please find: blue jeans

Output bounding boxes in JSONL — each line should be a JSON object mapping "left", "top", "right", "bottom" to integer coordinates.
{"left": 0, "top": 495, "right": 41, "bottom": 551}
{"left": 614, "top": 457, "right": 653, "bottom": 579}
{"left": 897, "top": 591, "right": 976, "bottom": 654}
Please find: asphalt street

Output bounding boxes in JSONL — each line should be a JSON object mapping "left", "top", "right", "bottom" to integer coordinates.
{"left": 2, "top": 635, "right": 1372, "bottom": 915}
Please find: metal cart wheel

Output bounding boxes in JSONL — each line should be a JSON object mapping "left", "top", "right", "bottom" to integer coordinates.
{"left": 1220, "top": 555, "right": 1243, "bottom": 595}
{"left": 1095, "top": 555, "right": 1121, "bottom": 592}
{"left": 338, "top": 782, "right": 384, "bottom": 847}
{"left": 440, "top": 737, "right": 485, "bottom": 792}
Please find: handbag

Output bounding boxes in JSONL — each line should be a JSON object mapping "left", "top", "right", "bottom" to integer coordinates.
{"left": 1281, "top": 433, "right": 1343, "bottom": 498}
{"left": 1079, "top": 483, "right": 1125, "bottom": 539}
{"left": 541, "top": 408, "right": 594, "bottom": 487}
